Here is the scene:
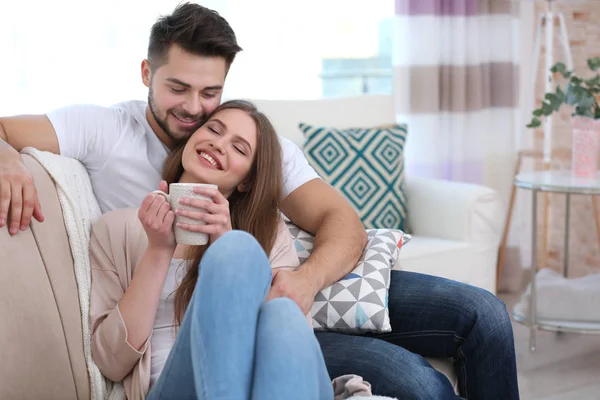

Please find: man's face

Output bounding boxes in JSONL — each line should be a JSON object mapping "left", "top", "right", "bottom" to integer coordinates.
{"left": 142, "top": 45, "right": 228, "bottom": 145}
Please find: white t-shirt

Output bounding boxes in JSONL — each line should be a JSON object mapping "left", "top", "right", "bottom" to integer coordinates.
{"left": 47, "top": 100, "right": 319, "bottom": 213}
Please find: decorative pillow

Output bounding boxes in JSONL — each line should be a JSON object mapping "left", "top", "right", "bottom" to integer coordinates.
{"left": 299, "top": 123, "right": 408, "bottom": 231}
{"left": 285, "top": 219, "right": 410, "bottom": 333}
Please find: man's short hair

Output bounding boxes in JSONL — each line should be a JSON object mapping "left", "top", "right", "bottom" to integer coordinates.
{"left": 148, "top": 2, "right": 242, "bottom": 70}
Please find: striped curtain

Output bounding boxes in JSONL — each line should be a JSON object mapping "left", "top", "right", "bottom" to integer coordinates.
{"left": 393, "top": 0, "right": 520, "bottom": 190}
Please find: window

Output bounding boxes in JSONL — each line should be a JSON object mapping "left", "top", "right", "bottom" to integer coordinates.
{"left": 0, "top": 0, "right": 393, "bottom": 115}
{"left": 220, "top": 0, "right": 394, "bottom": 99}
{"left": 320, "top": 17, "right": 393, "bottom": 97}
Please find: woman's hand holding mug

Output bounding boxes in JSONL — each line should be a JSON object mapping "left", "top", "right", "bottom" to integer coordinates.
{"left": 176, "top": 185, "right": 232, "bottom": 244}
{"left": 138, "top": 189, "right": 176, "bottom": 252}
{"left": 151, "top": 181, "right": 227, "bottom": 245}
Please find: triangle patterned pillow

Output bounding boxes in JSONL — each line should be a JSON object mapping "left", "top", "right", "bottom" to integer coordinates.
{"left": 286, "top": 219, "right": 410, "bottom": 333}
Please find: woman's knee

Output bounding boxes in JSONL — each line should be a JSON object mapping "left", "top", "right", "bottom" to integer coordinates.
{"left": 201, "top": 230, "right": 270, "bottom": 275}
{"left": 197, "top": 230, "right": 272, "bottom": 295}
{"left": 259, "top": 298, "right": 307, "bottom": 334}
{"left": 257, "top": 298, "right": 320, "bottom": 364}
{"left": 204, "top": 230, "right": 261, "bottom": 261}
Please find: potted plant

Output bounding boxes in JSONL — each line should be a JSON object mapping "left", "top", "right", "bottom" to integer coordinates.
{"left": 527, "top": 57, "right": 600, "bottom": 178}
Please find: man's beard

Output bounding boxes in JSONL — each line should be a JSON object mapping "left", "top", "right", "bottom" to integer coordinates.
{"left": 147, "top": 87, "right": 204, "bottom": 143}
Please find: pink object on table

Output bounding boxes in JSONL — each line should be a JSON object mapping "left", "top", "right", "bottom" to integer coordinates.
{"left": 572, "top": 116, "right": 600, "bottom": 178}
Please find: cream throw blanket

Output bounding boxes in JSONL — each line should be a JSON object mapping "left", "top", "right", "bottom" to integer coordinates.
{"left": 23, "top": 148, "right": 125, "bottom": 400}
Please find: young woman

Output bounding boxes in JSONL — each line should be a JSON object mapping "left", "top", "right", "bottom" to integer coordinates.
{"left": 88, "top": 100, "right": 334, "bottom": 400}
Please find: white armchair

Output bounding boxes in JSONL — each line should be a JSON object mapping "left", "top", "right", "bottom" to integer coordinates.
{"left": 397, "top": 176, "right": 504, "bottom": 294}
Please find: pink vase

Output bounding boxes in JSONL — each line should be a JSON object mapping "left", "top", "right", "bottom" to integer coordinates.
{"left": 572, "top": 116, "right": 600, "bottom": 178}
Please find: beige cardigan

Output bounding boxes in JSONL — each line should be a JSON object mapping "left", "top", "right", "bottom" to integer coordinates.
{"left": 89, "top": 208, "right": 300, "bottom": 400}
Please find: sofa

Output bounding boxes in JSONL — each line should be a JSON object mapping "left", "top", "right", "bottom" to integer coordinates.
{"left": 0, "top": 95, "right": 503, "bottom": 399}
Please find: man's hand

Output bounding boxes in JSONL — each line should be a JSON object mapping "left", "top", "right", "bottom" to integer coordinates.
{"left": 267, "top": 268, "right": 321, "bottom": 315}
{"left": 0, "top": 149, "right": 44, "bottom": 235}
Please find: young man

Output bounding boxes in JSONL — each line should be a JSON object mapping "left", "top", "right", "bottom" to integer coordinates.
{"left": 0, "top": 3, "right": 519, "bottom": 399}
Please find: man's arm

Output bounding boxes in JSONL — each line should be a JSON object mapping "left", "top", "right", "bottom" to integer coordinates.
{"left": 0, "top": 115, "right": 57, "bottom": 234}
{"left": 269, "top": 178, "right": 367, "bottom": 313}
{"left": 0, "top": 115, "right": 60, "bottom": 153}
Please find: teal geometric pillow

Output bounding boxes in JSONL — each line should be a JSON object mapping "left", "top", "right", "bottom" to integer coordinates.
{"left": 299, "top": 123, "right": 408, "bottom": 231}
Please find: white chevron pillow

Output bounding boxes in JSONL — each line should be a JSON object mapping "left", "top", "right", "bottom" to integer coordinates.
{"left": 285, "top": 219, "right": 410, "bottom": 333}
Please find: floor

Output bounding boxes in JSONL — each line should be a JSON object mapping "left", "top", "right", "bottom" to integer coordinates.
{"left": 499, "top": 292, "right": 600, "bottom": 400}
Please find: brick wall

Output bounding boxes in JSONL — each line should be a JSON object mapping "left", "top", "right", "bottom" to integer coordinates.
{"left": 533, "top": 1, "right": 600, "bottom": 277}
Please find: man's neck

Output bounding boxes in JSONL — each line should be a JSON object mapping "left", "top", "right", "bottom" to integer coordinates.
{"left": 145, "top": 106, "right": 176, "bottom": 150}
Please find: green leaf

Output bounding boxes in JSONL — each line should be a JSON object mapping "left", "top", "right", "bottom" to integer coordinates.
{"left": 541, "top": 101, "right": 554, "bottom": 115}
{"left": 575, "top": 106, "right": 594, "bottom": 118}
{"left": 588, "top": 57, "right": 600, "bottom": 71}
{"left": 565, "top": 82, "right": 586, "bottom": 105}
{"left": 567, "top": 92, "right": 579, "bottom": 106}
{"left": 527, "top": 118, "right": 542, "bottom": 128}
{"left": 556, "top": 85, "right": 566, "bottom": 103}
{"left": 533, "top": 109, "right": 544, "bottom": 117}
{"left": 571, "top": 85, "right": 589, "bottom": 99}
{"left": 578, "top": 94, "right": 596, "bottom": 109}
{"left": 585, "top": 75, "right": 600, "bottom": 87}
{"left": 571, "top": 76, "right": 583, "bottom": 85}
{"left": 551, "top": 62, "right": 572, "bottom": 79}
{"left": 544, "top": 93, "right": 563, "bottom": 111}
{"left": 551, "top": 62, "right": 567, "bottom": 74}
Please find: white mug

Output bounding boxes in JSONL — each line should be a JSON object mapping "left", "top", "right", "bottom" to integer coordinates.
{"left": 152, "top": 183, "right": 218, "bottom": 245}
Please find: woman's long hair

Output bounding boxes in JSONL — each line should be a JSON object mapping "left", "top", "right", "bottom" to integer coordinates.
{"left": 162, "top": 100, "right": 283, "bottom": 325}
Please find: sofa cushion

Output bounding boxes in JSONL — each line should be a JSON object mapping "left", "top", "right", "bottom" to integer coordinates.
{"left": 394, "top": 236, "right": 496, "bottom": 293}
{"left": 299, "top": 123, "right": 408, "bottom": 231}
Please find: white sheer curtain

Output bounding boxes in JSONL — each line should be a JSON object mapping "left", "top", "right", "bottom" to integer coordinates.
{"left": 0, "top": 0, "right": 393, "bottom": 115}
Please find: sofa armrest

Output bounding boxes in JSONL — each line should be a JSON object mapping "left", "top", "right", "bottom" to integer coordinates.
{"left": 405, "top": 176, "right": 504, "bottom": 246}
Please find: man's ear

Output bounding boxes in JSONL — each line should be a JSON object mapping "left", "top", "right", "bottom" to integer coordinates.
{"left": 141, "top": 59, "right": 151, "bottom": 87}
{"left": 237, "top": 180, "right": 251, "bottom": 193}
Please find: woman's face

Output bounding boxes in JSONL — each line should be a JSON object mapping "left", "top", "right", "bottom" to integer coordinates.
{"left": 180, "top": 108, "right": 258, "bottom": 197}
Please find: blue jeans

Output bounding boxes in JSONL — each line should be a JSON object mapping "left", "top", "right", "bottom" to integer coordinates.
{"left": 317, "top": 271, "right": 519, "bottom": 400}
{"left": 148, "top": 231, "right": 333, "bottom": 400}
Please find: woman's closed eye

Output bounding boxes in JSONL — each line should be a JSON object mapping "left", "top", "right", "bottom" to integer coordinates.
{"left": 234, "top": 145, "right": 246, "bottom": 156}
{"left": 208, "top": 126, "right": 220, "bottom": 135}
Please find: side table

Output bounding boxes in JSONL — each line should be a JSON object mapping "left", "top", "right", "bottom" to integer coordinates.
{"left": 514, "top": 170, "right": 600, "bottom": 351}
